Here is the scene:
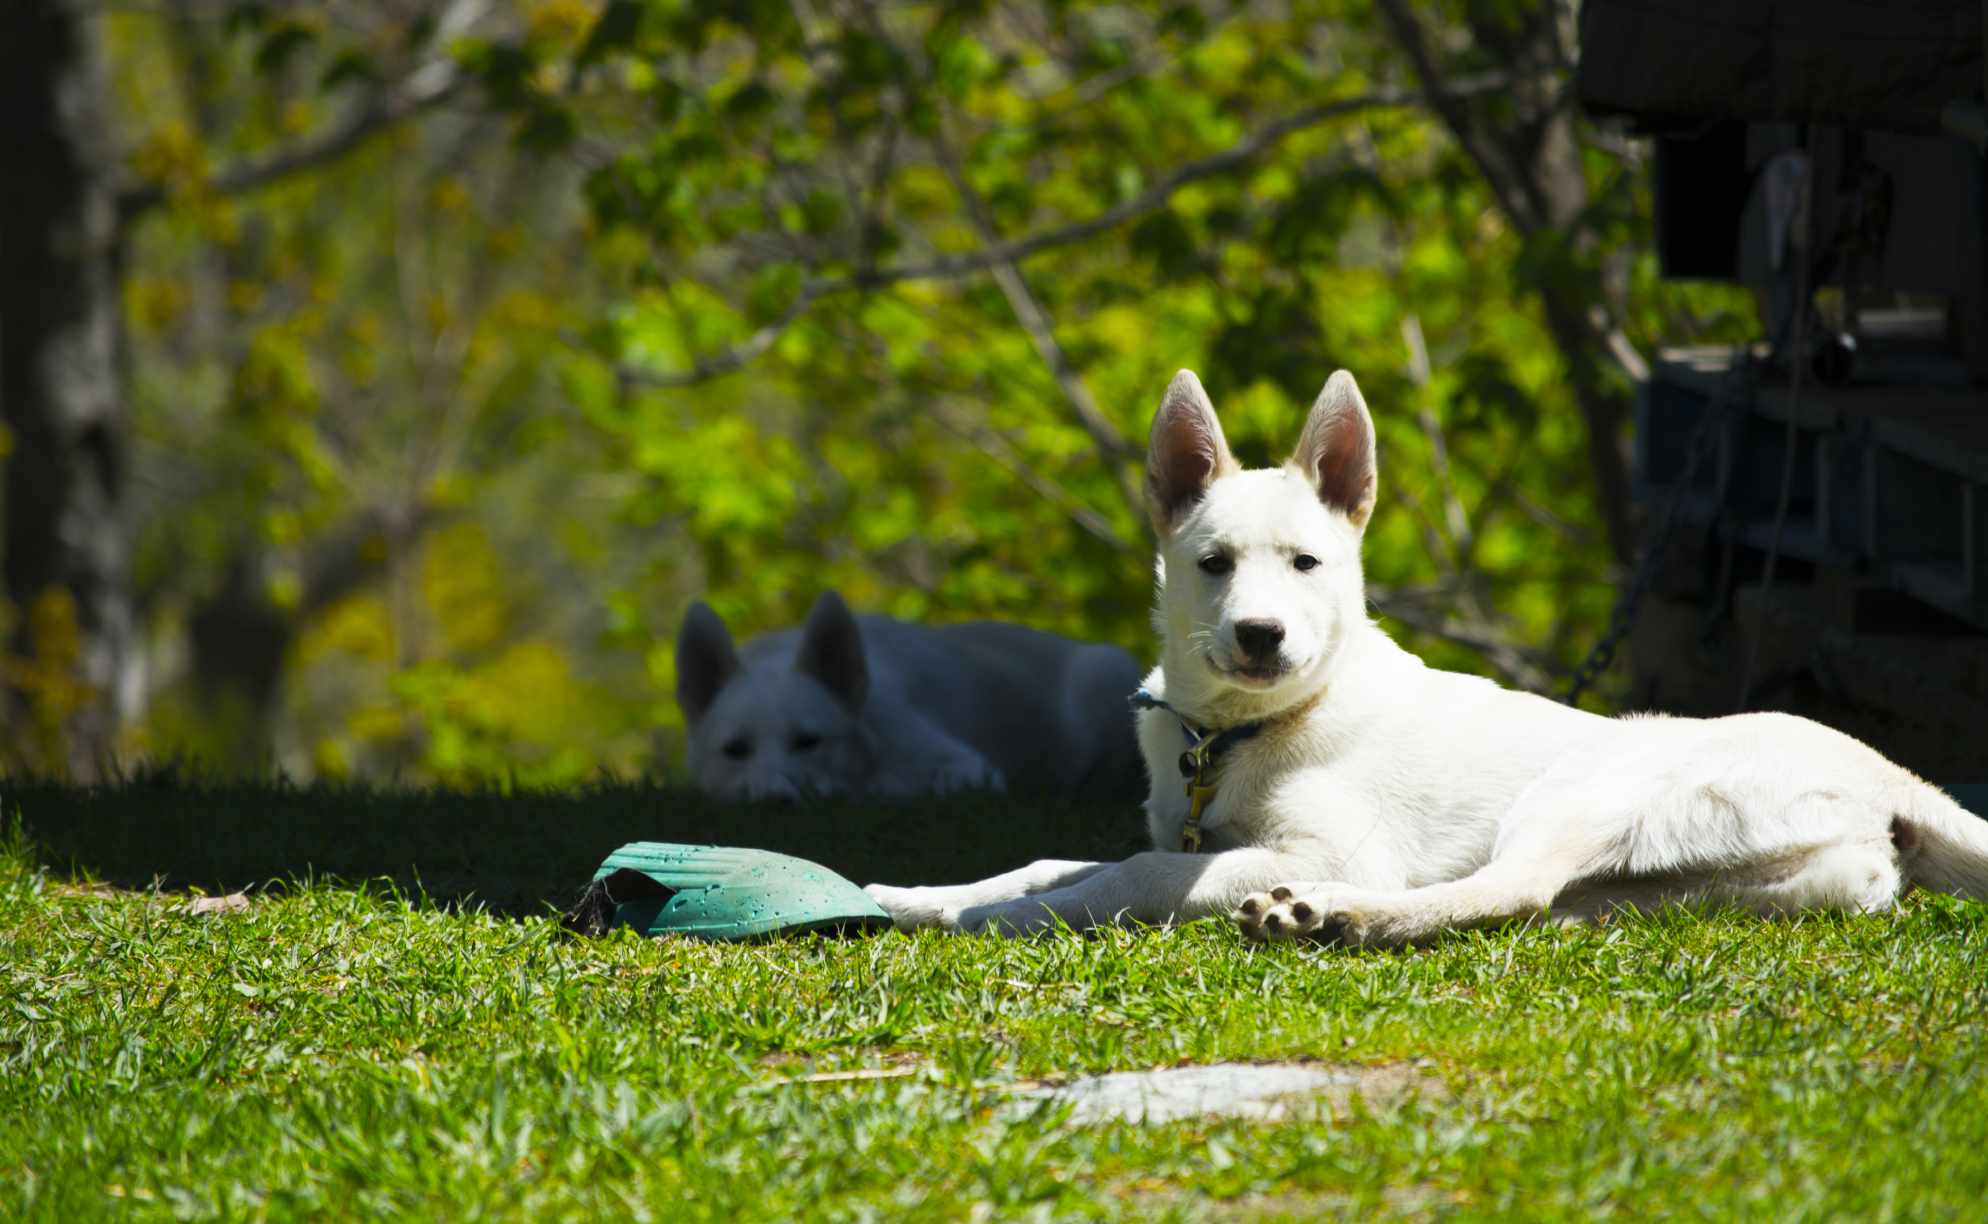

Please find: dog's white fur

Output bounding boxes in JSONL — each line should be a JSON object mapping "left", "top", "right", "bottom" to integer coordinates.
{"left": 863, "top": 369, "right": 1988, "bottom": 942}
{"left": 677, "top": 591, "right": 1145, "bottom": 801}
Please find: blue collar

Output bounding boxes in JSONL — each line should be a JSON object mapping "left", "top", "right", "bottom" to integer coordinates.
{"left": 1128, "top": 689, "right": 1265, "bottom": 775}
{"left": 1129, "top": 688, "right": 1266, "bottom": 853}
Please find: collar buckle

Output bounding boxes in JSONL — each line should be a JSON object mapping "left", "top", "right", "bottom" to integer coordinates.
{"left": 1130, "top": 689, "right": 1264, "bottom": 854}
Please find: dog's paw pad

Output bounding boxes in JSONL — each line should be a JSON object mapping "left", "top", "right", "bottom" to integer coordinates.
{"left": 1245, "top": 892, "right": 1371, "bottom": 946}
{"left": 1232, "top": 891, "right": 1282, "bottom": 942}
{"left": 1251, "top": 902, "right": 1310, "bottom": 943}
{"left": 1234, "top": 886, "right": 1361, "bottom": 945}
{"left": 1300, "top": 905, "right": 1370, "bottom": 948}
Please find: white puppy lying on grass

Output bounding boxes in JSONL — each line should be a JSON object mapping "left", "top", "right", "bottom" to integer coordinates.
{"left": 864, "top": 369, "right": 1988, "bottom": 943}
{"left": 677, "top": 591, "right": 1145, "bottom": 802}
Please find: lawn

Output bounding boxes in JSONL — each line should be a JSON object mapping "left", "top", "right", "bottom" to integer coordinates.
{"left": 7, "top": 783, "right": 1988, "bottom": 1221}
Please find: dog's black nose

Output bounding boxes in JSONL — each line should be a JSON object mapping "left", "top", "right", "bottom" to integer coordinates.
{"left": 1234, "top": 618, "right": 1285, "bottom": 661}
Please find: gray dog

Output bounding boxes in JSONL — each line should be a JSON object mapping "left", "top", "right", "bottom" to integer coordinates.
{"left": 676, "top": 591, "right": 1145, "bottom": 801}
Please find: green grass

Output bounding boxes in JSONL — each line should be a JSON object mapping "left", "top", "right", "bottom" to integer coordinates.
{"left": 8, "top": 785, "right": 1988, "bottom": 1221}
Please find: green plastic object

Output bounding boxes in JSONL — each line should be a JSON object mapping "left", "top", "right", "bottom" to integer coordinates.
{"left": 586, "top": 842, "right": 893, "bottom": 941}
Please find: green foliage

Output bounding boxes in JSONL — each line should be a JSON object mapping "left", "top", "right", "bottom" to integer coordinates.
{"left": 112, "top": 2, "right": 664, "bottom": 783}
{"left": 0, "top": 592, "right": 97, "bottom": 778}
{"left": 519, "top": 0, "right": 1756, "bottom": 690}
{"left": 7, "top": 794, "right": 1988, "bottom": 1219}
{"left": 103, "top": 0, "right": 1757, "bottom": 784}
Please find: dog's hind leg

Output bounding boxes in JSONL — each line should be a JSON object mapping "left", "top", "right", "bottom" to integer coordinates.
{"left": 1237, "top": 848, "right": 1591, "bottom": 948}
{"left": 1246, "top": 834, "right": 1903, "bottom": 947}
{"left": 1241, "top": 766, "right": 1917, "bottom": 946}
{"left": 1704, "top": 837, "right": 1902, "bottom": 916}
{"left": 1238, "top": 774, "right": 1609, "bottom": 947}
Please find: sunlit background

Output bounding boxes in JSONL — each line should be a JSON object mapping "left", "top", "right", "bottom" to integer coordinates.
{"left": 9, "top": 0, "right": 1759, "bottom": 786}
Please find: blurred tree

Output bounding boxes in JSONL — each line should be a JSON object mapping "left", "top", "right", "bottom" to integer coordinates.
{"left": 123, "top": 1, "right": 478, "bottom": 774}
{"left": 486, "top": 0, "right": 1752, "bottom": 711}
{"left": 112, "top": 0, "right": 662, "bottom": 782}
{"left": 1, "top": 0, "right": 481, "bottom": 775}
{"left": 1374, "top": 0, "right": 1648, "bottom": 566}
{"left": 0, "top": 0, "right": 134, "bottom": 777}
{"left": 26, "top": 0, "right": 1754, "bottom": 784}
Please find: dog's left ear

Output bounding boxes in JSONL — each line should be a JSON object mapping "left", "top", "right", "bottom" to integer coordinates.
{"left": 794, "top": 589, "right": 871, "bottom": 713}
{"left": 1288, "top": 370, "right": 1378, "bottom": 530}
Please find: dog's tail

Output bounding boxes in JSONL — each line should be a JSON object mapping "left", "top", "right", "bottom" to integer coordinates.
{"left": 1894, "top": 782, "right": 1988, "bottom": 899}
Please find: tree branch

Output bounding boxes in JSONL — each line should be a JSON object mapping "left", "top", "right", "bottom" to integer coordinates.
{"left": 596, "top": 74, "right": 1514, "bottom": 391}
{"left": 1374, "top": 0, "right": 1547, "bottom": 233}
{"left": 1366, "top": 583, "right": 1557, "bottom": 694}
{"left": 1372, "top": 0, "right": 1642, "bottom": 565}
{"left": 852, "top": 72, "right": 1514, "bottom": 290}
{"left": 583, "top": 282, "right": 827, "bottom": 389}
{"left": 931, "top": 124, "right": 1152, "bottom": 543}
{"left": 119, "top": 59, "right": 468, "bottom": 224}
{"left": 928, "top": 402, "right": 1140, "bottom": 556}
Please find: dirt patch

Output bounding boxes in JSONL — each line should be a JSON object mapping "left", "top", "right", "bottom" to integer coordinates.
{"left": 184, "top": 893, "right": 252, "bottom": 916}
{"left": 43, "top": 881, "right": 257, "bottom": 916}
{"left": 1007, "top": 1059, "right": 1450, "bottom": 1125}
{"left": 750, "top": 1049, "right": 928, "bottom": 1087}
{"left": 46, "top": 880, "right": 146, "bottom": 900}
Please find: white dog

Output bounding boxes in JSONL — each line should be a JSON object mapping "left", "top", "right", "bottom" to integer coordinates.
{"left": 863, "top": 369, "right": 1988, "bottom": 943}
{"left": 676, "top": 590, "right": 1145, "bottom": 801}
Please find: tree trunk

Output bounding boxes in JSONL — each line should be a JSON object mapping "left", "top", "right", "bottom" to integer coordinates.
{"left": 1376, "top": 0, "right": 1642, "bottom": 568}
{"left": 0, "top": 0, "right": 137, "bottom": 777}
{"left": 188, "top": 518, "right": 409, "bottom": 771}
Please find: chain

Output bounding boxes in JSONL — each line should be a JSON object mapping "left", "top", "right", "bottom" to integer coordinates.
{"left": 1561, "top": 352, "right": 1755, "bottom": 706}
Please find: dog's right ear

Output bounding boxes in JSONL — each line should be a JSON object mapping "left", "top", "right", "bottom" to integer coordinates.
{"left": 794, "top": 589, "right": 870, "bottom": 713}
{"left": 1144, "top": 369, "right": 1240, "bottom": 536}
{"left": 675, "top": 601, "right": 742, "bottom": 724}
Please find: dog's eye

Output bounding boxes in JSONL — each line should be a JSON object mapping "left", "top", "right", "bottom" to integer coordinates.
{"left": 1198, "top": 554, "right": 1233, "bottom": 576}
{"left": 1293, "top": 554, "right": 1319, "bottom": 572}
{"left": 721, "top": 738, "right": 752, "bottom": 760}
{"left": 792, "top": 732, "right": 822, "bottom": 752}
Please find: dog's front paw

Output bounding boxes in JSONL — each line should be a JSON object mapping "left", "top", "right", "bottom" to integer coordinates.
{"left": 927, "top": 760, "right": 1006, "bottom": 795}
{"left": 864, "top": 884, "right": 960, "bottom": 932}
{"left": 1232, "top": 886, "right": 1280, "bottom": 942}
{"left": 1233, "top": 884, "right": 1367, "bottom": 946}
{"left": 957, "top": 900, "right": 1062, "bottom": 938}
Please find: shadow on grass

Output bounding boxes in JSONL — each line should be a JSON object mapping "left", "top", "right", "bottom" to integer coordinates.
{"left": 8, "top": 780, "right": 1149, "bottom": 917}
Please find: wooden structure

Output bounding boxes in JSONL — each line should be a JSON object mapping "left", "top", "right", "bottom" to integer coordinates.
{"left": 1577, "top": 1, "right": 1988, "bottom": 779}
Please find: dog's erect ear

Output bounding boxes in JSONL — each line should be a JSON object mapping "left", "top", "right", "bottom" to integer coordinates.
{"left": 793, "top": 589, "right": 870, "bottom": 713}
{"left": 1288, "top": 370, "right": 1378, "bottom": 530}
{"left": 676, "top": 601, "right": 742, "bottom": 724}
{"left": 1144, "top": 369, "right": 1241, "bottom": 536}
